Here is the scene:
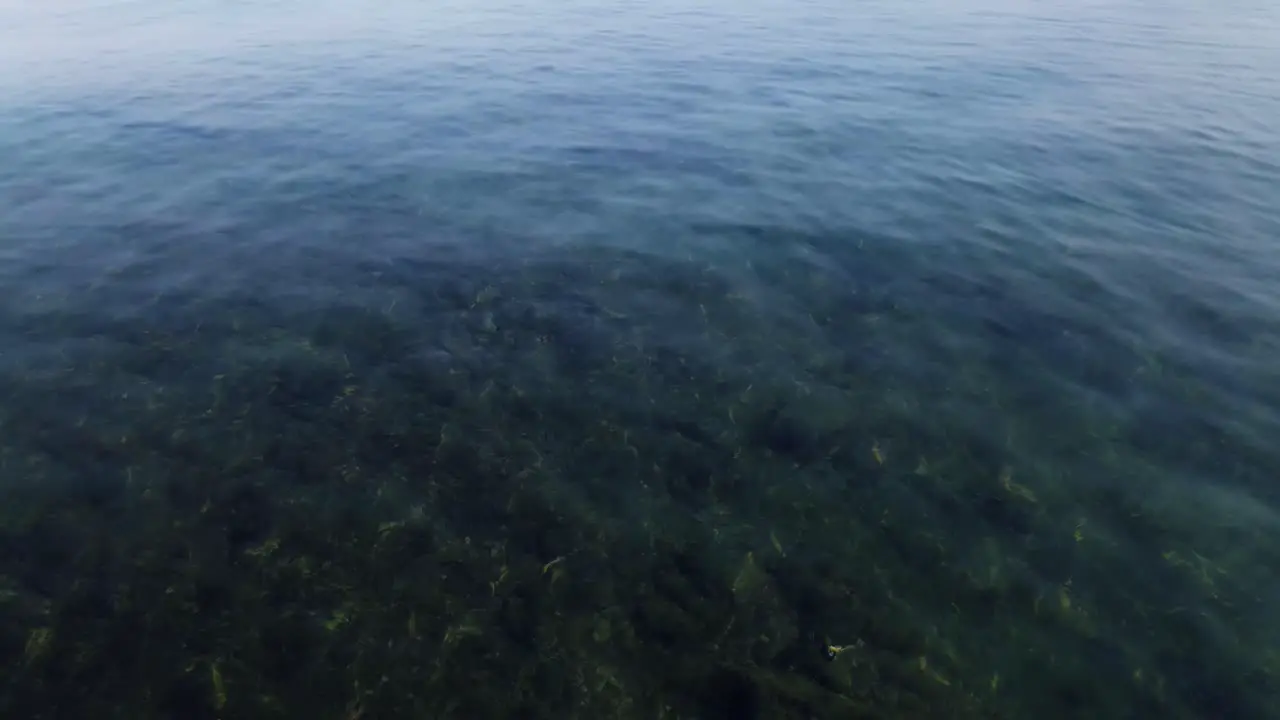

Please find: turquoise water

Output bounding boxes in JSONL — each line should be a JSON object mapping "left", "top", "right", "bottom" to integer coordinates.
{"left": 2, "top": 0, "right": 1279, "bottom": 717}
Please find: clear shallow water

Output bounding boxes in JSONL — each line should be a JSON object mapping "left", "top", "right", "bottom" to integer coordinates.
{"left": 2, "top": 0, "right": 1279, "bottom": 717}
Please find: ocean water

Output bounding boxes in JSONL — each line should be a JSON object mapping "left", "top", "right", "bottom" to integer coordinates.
{"left": 1, "top": 0, "right": 1279, "bottom": 717}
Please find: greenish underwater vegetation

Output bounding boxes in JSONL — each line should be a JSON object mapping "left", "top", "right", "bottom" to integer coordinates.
{"left": 0, "top": 244, "right": 1276, "bottom": 719}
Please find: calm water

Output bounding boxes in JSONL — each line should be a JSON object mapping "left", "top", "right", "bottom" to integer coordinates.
{"left": 2, "top": 0, "right": 1279, "bottom": 717}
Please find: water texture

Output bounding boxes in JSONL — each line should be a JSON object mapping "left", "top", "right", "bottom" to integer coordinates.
{"left": 1, "top": 0, "right": 1279, "bottom": 717}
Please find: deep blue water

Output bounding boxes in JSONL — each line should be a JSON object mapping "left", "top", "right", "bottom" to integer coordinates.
{"left": 2, "top": 0, "right": 1279, "bottom": 718}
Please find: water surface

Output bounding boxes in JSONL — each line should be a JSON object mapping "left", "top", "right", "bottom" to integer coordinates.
{"left": 2, "top": 0, "right": 1279, "bottom": 718}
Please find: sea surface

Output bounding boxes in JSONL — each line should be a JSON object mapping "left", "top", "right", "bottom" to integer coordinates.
{"left": 2, "top": 0, "right": 1279, "bottom": 718}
